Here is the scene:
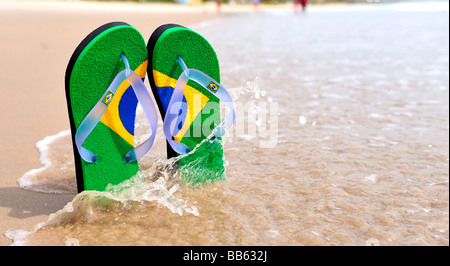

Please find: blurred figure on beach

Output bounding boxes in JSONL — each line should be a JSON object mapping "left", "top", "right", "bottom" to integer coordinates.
{"left": 294, "top": 0, "right": 308, "bottom": 13}
{"left": 253, "top": 0, "right": 260, "bottom": 13}
{"left": 216, "top": 0, "right": 222, "bottom": 13}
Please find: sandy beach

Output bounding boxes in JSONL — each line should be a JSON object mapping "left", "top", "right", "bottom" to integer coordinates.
{"left": 0, "top": 0, "right": 258, "bottom": 246}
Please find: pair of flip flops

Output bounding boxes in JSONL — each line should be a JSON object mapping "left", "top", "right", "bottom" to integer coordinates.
{"left": 65, "top": 22, "right": 234, "bottom": 192}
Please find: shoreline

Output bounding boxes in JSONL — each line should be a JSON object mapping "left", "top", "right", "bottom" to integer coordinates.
{"left": 0, "top": 0, "right": 359, "bottom": 14}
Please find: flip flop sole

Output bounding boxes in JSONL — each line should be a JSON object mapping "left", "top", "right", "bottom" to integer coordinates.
{"left": 65, "top": 22, "right": 148, "bottom": 192}
{"left": 147, "top": 24, "right": 225, "bottom": 184}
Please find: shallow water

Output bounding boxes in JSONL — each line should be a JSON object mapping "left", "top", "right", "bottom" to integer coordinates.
{"left": 6, "top": 2, "right": 449, "bottom": 245}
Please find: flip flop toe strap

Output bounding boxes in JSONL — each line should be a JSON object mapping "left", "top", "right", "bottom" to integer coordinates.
{"left": 75, "top": 54, "right": 158, "bottom": 163}
{"left": 123, "top": 69, "right": 158, "bottom": 163}
{"left": 163, "top": 56, "right": 235, "bottom": 155}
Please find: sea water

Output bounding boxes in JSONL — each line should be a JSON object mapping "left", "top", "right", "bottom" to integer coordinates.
{"left": 6, "top": 2, "right": 449, "bottom": 245}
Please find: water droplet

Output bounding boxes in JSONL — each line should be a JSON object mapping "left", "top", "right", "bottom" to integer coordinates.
{"left": 299, "top": 116, "right": 307, "bottom": 125}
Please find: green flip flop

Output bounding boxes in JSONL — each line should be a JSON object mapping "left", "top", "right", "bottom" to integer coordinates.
{"left": 65, "top": 22, "right": 158, "bottom": 192}
{"left": 147, "top": 24, "right": 235, "bottom": 185}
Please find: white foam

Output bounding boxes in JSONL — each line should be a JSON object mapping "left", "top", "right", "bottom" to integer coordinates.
{"left": 105, "top": 173, "right": 200, "bottom": 217}
{"left": 4, "top": 229, "right": 32, "bottom": 246}
{"left": 367, "top": 113, "right": 385, "bottom": 119}
{"left": 267, "top": 229, "right": 280, "bottom": 238}
{"left": 364, "top": 174, "right": 378, "bottom": 183}
{"left": 299, "top": 116, "right": 307, "bottom": 125}
{"left": 17, "top": 130, "right": 72, "bottom": 193}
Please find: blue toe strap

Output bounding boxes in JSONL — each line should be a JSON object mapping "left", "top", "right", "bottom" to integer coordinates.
{"left": 123, "top": 69, "right": 158, "bottom": 163}
{"left": 75, "top": 54, "right": 158, "bottom": 163}
{"left": 163, "top": 56, "right": 236, "bottom": 155}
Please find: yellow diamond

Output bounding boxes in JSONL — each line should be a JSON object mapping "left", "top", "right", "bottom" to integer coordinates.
{"left": 103, "top": 92, "right": 114, "bottom": 105}
{"left": 209, "top": 83, "right": 218, "bottom": 91}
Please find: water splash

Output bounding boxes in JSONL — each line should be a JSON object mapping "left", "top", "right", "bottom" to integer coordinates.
{"left": 8, "top": 77, "right": 284, "bottom": 245}
{"left": 17, "top": 130, "right": 77, "bottom": 194}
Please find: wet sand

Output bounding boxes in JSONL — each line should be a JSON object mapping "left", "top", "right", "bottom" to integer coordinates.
{"left": 0, "top": 0, "right": 251, "bottom": 246}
